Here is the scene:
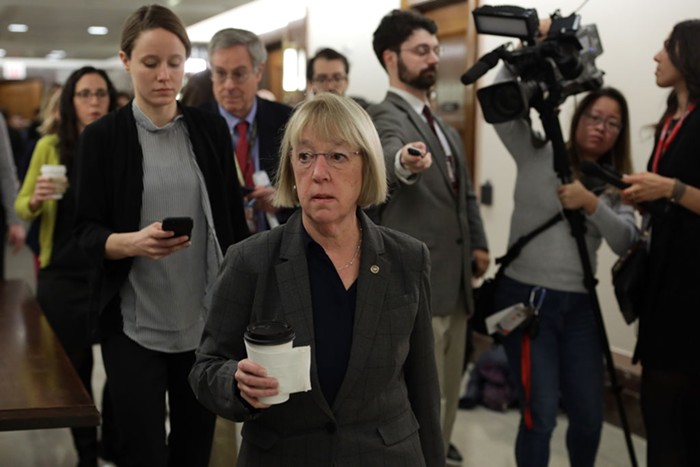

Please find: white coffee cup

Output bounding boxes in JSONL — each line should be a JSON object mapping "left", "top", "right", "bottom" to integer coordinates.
{"left": 40, "top": 164, "right": 68, "bottom": 200}
{"left": 244, "top": 321, "right": 295, "bottom": 405}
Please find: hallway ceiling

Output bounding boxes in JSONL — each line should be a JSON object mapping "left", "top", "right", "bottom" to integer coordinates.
{"left": 0, "top": 0, "right": 252, "bottom": 60}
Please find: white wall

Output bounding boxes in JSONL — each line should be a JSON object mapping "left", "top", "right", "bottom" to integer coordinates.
{"left": 304, "top": 0, "right": 400, "bottom": 104}
{"left": 473, "top": 0, "right": 700, "bottom": 356}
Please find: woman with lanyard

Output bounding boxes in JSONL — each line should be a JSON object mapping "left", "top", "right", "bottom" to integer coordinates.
{"left": 622, "top": 19, "right": 700, "bottom": 467}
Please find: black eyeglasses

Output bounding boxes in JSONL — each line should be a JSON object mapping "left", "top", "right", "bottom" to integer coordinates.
{"left": 312, "top": 74, "right": 348, "bottom": 85}
{"left": 74, "top": 89, "right": 109, "bottom": 100}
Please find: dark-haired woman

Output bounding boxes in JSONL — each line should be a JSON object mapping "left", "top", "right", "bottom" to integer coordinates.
{"left": 73, "top": 5, "right": 248, "bottom": 467}
{"left": 622, "top": 19, "right": 700, "bottom": 467}
{"left": 492, "top": 61, "right": 639, "bottom": 465}
{"left": 15, "top": 66, "right": 117, "bottom": 467}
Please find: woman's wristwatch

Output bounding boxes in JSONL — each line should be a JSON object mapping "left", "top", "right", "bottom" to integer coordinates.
{"left": 670, "top": 178, "right": 687, "bottom": 203}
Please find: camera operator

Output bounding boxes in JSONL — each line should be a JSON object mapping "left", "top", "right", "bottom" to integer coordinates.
{"left": 489, "top": 21, "right": 639, "bottom": 467}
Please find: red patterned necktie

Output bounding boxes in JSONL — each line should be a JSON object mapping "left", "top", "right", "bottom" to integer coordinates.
{"left": 423, "top": 105, "right": 458, "bottom": 194}
{"left": 235, "top": 121, "right": 253, "bottom": 187}
{"left": 422, "top": 105, "right": 437, "bottom": 135}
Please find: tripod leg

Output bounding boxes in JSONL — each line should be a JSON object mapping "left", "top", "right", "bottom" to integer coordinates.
{"left": 567, "top": 209, "right": 639, "bottom": 467}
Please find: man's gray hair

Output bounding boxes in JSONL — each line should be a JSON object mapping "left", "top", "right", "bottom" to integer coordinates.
{"left": 208, "top": 28, "right": 267, "bottom": 67}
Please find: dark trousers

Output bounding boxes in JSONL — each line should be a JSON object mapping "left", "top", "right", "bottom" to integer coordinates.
{"left": 641, "top": 368, "right": 700, "bottom": 467}
{"left": 497, "top": 276, "right": 603, "bottom": 467}
{"left": 101, "top": 332, "right": 215, "bottom": 467}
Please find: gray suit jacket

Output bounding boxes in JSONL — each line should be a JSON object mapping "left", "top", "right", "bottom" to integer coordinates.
{"left": 367, "top": 92, "right": 488, "bottom": 317}
{"left": 189, "top": 210, "right": 445, "bottom": 467}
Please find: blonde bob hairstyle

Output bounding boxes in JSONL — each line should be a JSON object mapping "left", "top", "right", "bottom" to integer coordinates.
{"left": 274, "top": 93, "right": 387, "bottom": 209}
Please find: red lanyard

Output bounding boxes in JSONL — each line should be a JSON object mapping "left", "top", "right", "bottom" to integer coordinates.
{"left": 651, "top": 103, "right": 696, "bottom": 173}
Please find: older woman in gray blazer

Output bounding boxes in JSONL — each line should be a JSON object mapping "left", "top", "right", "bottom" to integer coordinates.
{"left": 189, "top": 93, "right": 444, "bottom": 466}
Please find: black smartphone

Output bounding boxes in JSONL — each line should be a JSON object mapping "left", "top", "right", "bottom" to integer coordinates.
{"left": 407, "top": 146, "right": 423, "bottom": 157}
{"left": 240, "top": 185, "right": 255, "bottom": 196}
{"left": 162, "top": 217, "right": 193, "bottom": 239}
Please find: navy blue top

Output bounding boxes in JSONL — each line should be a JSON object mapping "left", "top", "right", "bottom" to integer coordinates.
{"left": 304, "top": 230, "right": 357, "bottom": 406}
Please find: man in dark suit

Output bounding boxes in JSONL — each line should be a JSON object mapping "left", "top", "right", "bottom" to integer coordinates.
{"left": 368, "top": 9, "right": 490, "bottom": 465}
{"left": 204, "top": 28, "right": 293, "bottom": 233}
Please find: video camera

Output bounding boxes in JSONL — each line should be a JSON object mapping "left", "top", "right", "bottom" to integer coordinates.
{"left": 463, "top": 5, "right": 605, "bottom": 124}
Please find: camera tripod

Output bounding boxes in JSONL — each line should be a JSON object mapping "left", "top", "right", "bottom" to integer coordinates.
{"left": 535, "top": 96, "right": 639, "bottom": 467}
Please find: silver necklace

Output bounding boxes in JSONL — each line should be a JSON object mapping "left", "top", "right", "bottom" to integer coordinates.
{"left": 336, "top": 227, "right": 362, "bottom": 272}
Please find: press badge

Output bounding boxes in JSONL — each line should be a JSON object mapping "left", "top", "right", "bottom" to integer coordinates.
{"left": 495, "top": 303, "right": 534, "bottom": 336}
{"left": 485, "top": 287, "right": 545, "bottom": 337}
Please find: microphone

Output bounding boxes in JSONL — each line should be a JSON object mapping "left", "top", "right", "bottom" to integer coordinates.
{"left": 580, "top": 160, "right": 630, "bottom": 189}
{"left": 460, "top": 44, "right": 508, "bottom": 85}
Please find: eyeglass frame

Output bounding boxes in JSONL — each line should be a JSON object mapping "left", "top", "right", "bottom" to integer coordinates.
{"left": 398, "top": 44, "right": 443, "bottom": 58}
{"left": 311, "top": 74, "right": 348, "bottom": 85}
{"left": 582, "top": 112, "right": 622, "bottom": 133}
{"left": 211, "top": 66, "right": 257, "bottom": 85}
{"left": 74, "top": 89, "right": 109, "bottom": 100}
{"left": 293, "top": 150, "right": 362, "bottom": 170}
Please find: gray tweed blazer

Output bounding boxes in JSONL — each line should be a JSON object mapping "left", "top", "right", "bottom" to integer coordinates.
{"left": 189, "top": 210, "right": 445, "bottom": 467}
{"left": 367, "top": 92, "right": 488, "bottom": 317}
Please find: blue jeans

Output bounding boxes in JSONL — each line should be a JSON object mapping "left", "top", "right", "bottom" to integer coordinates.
{"left": 496, "top": 276, "right": 604, "bottom": 467}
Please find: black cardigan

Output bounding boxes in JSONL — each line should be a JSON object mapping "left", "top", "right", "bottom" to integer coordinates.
{"left": 73, "top": 103, "right": 249, "bottom": 338}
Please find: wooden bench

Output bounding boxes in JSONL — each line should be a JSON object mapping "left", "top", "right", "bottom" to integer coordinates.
{"left": 0, "top": 280, "right": 100, "bottom": 431}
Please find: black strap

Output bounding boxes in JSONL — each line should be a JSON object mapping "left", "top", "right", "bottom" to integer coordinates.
{"left": 494, "top": 212, "right": 564, "bottom": 277}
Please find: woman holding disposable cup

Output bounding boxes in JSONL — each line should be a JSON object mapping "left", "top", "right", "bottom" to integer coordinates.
{"left": 14, "top": 66, "right": 117, "bottom": 467}
{"left": 621, "top": 19, "right": 700, "bottom": 466}
{"left": 190, "top": 93, "right": 445, "bottom": 467}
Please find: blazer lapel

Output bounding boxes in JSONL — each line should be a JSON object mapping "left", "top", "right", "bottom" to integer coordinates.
{"left": 388, "top": 92, "right": 455, "bottom": 194}
{"left": 332, "top": 213, "right": 391, "bottom": 411}
{"left": 275, "top": 214, "right": 335, "bottom": 419}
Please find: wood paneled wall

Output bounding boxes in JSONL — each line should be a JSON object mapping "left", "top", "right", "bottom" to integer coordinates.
{"left": 0, "top": 80, "right": 43, "bottom": 120}
{"left": 403, "top": 0, "right": 480, "bottom": 180}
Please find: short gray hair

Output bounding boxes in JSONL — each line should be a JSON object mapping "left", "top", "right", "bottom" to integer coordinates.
{"left": 208, "top": 28, "right": 267, "bottom": 67}
{"left": 274, "top": 93, "right": 388, "bottom": 209}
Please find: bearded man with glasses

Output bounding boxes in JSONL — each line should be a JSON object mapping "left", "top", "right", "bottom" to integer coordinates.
{"left": 368, "top": 9, "right": 490, "bottom": 465}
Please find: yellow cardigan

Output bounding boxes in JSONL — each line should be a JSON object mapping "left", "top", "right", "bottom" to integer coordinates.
{"left": 15, "top": 134, "right": 61, "bottom": 268}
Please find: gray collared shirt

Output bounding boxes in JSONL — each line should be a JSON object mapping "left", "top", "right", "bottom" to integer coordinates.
{"left": 120, "top": 102, "right": 222, "bottom": 352}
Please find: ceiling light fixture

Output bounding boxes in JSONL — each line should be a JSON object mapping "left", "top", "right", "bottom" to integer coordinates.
{"left": 87, "top": 26, "right": 109, "bottom": 36}
{"left": 8, "top": 24, "right": 28, "bottom": 33}
{"left": 46, "top": 50, "right": 66, "bottom": 60}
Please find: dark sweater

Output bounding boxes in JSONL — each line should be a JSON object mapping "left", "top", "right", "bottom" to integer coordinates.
{"left": 73, "top": 103, "right": 249, "bottom": 339}
{"left": 636, "top": 108, "right": 700, "bottom": 372}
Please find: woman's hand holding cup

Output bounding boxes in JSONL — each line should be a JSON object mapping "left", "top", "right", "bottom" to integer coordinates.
{"left": 29, "top": 165, "right": 68, "bottom": 212}
{"left": 39, "top": 164, "right": 68, "bottom": 199}
{"left": 235, "top": 358, "right": 279, "bottom": 409}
